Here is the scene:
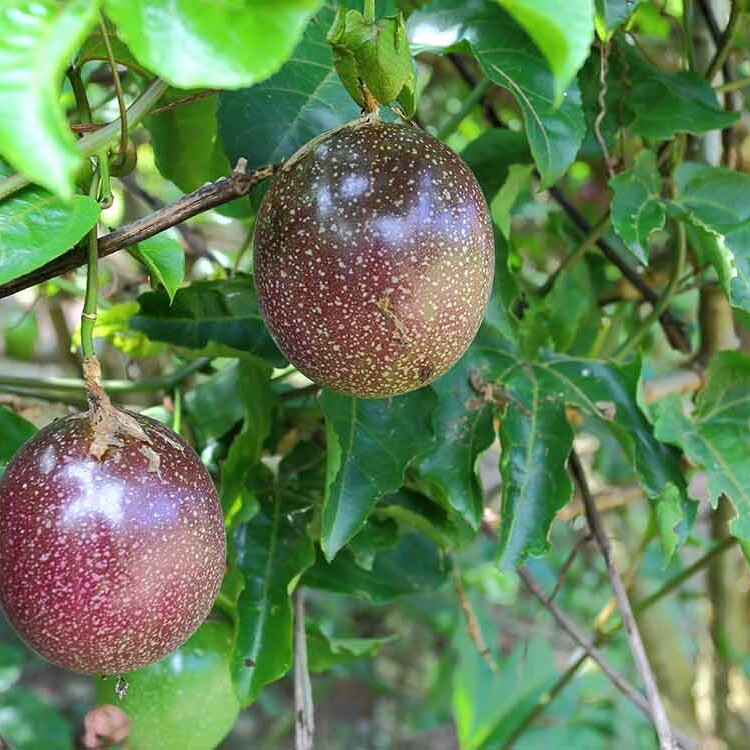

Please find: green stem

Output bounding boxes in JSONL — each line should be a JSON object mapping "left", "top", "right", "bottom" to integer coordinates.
{"left": 714, "top": 74, "right": 750, "bottom": 93}
{"left": 172, "top": 386, "right": 182, "bottom": 435}
{"left": 0, "top": 358, "right": 209, "bottom": 395}
{"left": 437, "top": 78, "right": 491, "bottom": 141}
{"left": 613, "top": 219, "right": 686, "bottom": 362}
{"left": 0, "top": 78, "right": 167, "bottom": 202}
{"left": 80, "top": 173, "right": 102, "bottom": 358}
{"left": 67, "top": 67, "right": 93, "bottom": 125}
{"left": 363, "top": 0, "right": 375, "bottom": 23}
{"left": 502, "top": 538, "right": 735, "bottom": 748}
{"left": 98, "top": 13, "right": 128, "bottom": 160}
{"left": 705, "top": 0, "right": 741, "bottom": 81}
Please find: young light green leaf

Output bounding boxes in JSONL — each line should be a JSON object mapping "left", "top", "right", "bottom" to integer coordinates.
{"left": 320, "top": 388, "right": 436, "bottom": 560}
{"left": 230, "top": 493, "right": 315, "bottom": 706}
{"left": 0, "top": 182, "right": 100, "bottom": 287}
{"left": 130, "top": 276, "right": 285, "bottom": 365}
{"left": 655, "top": 351, "right": 750, "bottom": 542}
{"left": 673, "top": 162, "right": 750, "bottom": 314}
{"left": 595, "top": 0, "right": 643, "bottom": 39}
{"left": 408, "top": 0, "right": 585, "bottom": 186}
{"left": 609, "top": 149, "right": 665, "bottom": 263}
{"left": 306, "top": 623, "right": 395, "bottom": 673}
{"left": 218, "top": 5, "right": 360, "bottom": 172}
{"left": 496, "top": 0, "right": 594, "bottom": 105}
{"left": 0, "top": 0, "right": 99, "bottom": 198}
{"left": 130, "top": 234, "right": 185, "bottom": 302}
{"left": 104, "top": 0, "right": 323, "bottom": 89}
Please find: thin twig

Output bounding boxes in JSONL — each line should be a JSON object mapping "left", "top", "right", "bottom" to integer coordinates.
{"left": 0, "top": 734, "right": 17, "bottom": 750}
{"left": 0, "top": 162, "right": 276, "bottom": 299}
{"left": 453, "top": 568, "right": 498, "bottom": 672}
{"left": 294, "top": 587, "right": 314, "bottom": 750}
{"left": 704, "top": 0, "right": 741, "bottom": 81}
{"left": 148, "top": 89, "right": 220, "bottom": 116}
{"left": 547, "top": 533, "right": 592, "bottom": 603}
{"left": 98, "top": 14, "right": 128, "bottom": 159}
{"left": 571, "top": 451, "right": 677, "bottom": 750}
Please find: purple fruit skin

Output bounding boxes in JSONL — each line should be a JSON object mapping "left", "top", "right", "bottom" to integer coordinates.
{"left": 0, "top": 412, "right": 226, "bottom": 675}
{"left": 253, "top": 121, "right": 495, "bottom": 398}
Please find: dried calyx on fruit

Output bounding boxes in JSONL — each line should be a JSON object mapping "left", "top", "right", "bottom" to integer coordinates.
{"left": 253, "top": 114, "right": 495, "bottom": 398}
{"left": 0, "top": 355, "right": 225, "bottom": 675}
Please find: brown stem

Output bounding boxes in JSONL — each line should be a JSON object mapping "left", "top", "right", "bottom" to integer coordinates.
{"left": 0, "top": 161, "right": 276, "bottom": 300}
{"left": 294, "top": 587, "right": 314, "bottom": 750}
{"left": 572, "top": 451, "right": 677, "bottom": 749}
{"left": 453, "top": 567, "right": 497, "bottom": 672}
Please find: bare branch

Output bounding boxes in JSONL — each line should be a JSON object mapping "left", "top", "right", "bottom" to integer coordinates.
{"left": 294, "top": 587, "right": 314, "bottom": 750}
{"left": 0, "top": 162, "right": 277, "bottom": 300}
{"left": 571, "top": 451, "right": 677, "bottom": 750}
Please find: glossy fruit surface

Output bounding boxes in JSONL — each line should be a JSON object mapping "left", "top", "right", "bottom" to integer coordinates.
{"left": 253, "top": 119, "right": 494, "bottom": 398}
{"left": 0, "top": 412, "right": 225, "bottom": 675}
{"left": 95, "top": 619, "right": 240, "bottom": 750}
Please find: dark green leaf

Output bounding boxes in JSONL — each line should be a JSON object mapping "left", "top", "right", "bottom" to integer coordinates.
{"left": 230, "top": 493, "right": 315, "bottom": 705}
{"left": 673, "top": 162, "right": 750, "bottom": 314}
{"left": 306, "top": 622, "right": 395, "bottom": 672}
{"left": 609, "top": 149, "right": 665, "bottom": 263}
{"left": 408, "top": 0, "right": 585, "bottom": 185}
{"left": 655, "top": 352, "right": 750, "bottom": 542}
{"left": 303, "top": 533, "right": 449, "bottom": 602}
{"left": 496, "top": 0, "right": 594, "bottom": 104}
{"left": 320, "top": 388, "right": 436, "bottom": 560}
{"left": 595, "top": 0, "right": 642, "bottom": 38}
{"left": 103, "top": 0, "right": 324, "bottom": 89}
{"left": 0, "top": 688, "right": 72, "bottom": 750}
{"left": 130, "top": 276, "right": 285, "bottom": 366}
{"left": 0, "top": 161, "right": 100, "bottom": 286}
{"left": 183, "top": 363, "right": 245, "bottom": 446}
{"left": 218, "top": 5, "right": 360, "bottom": 171}
{"left": 498, "top": 384, "right": 574, "bottom": 569}
{"left": 130, "top": 234, "right": 185, "bottom": 302}
{"left": 460, "top": 129, "right": 532, "bottom": 203}
{"left": 619, "top": 44, "right": 738, "bottom": 140}
{"left": 220, "top": 360, "right": 274, "bottom": 513}
{"left": 0, "top": 0, "right": 98, "bottom": 198}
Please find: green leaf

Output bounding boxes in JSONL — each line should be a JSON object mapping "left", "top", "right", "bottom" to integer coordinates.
{"left": 183, "top": 363, "right": 245, "bottom": 446}
{"left": 673, "top": 162, "right": 750, "bottom": 314}
{"left": 655, "top": 352, "right": 750, "bottom": 542}
{"left": 218, "top": 5, "right": 360, "bottom": 172}
{"left": 0, "top": 688, "right": 72, "bottom": 750}
{"left": 306, "top": 623, "right": 395, "bottom": 673}
{"left": 496, "top": 0, "right": 594, "bottom": 104}
{"left": 472, "top": 325, "right": 690, "bottom": 564}
{"left": 460, "top": 129, "right": 532, "bottom": 203}
{"left": 220, "top": 360, "right": 274, "bottom": 513}
{"left": 0, "top": 161, "right": 100, "bottom": 286}
{"left": 303, "top": 533, "right": 449, "bottom": 602}
{"left": 0, "top": 406, "right": 36, "bottom": 468}
{"left": 498, "top": 384, "right": 574, "bottom": 569}
{"left": 619, "top": 43, "right": 738, "bottom": 140}
{"left": 0, "top": 0, "right": 98, "bottom": 198}
{"left": 130, "top": 276, "right": 285, "bottom": 366}
{"left": 103, "top": 0, "right": 323, "bottom": 89}
{"left": 416, "top": 349, "right": 499, "bottom": 530}
{"left": 230, "top": 493, "right": 315, "bottom": 705}
{"left": 320, "top": 388, "right": 436, "bottom": 560}
{"left": 408, "top": 0, "right": 585, "bottom": 186}
{"left": 130, "top": 234, "right": 185, "bottom": 302}
{"left": 609, "top": 150, "right": 665, "bottom": 263}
